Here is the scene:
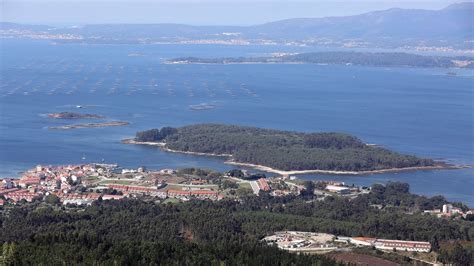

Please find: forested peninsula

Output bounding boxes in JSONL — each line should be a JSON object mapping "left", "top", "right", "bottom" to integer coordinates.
{"left": 168, "top": 51, "right": 474, "bottom": 69}
{"left": 128, "top": 124, "right": 448, "bottom": 174}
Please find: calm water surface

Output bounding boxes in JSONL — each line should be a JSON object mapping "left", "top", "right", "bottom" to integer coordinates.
{"left": 1, "top": 40, "right": 473, "bottom": 205}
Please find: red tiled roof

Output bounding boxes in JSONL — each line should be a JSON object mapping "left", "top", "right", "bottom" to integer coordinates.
{"left": 353, "top": 237, "right": 376, "bottom": 242}
{"left": 258, "top": 178, "right": 270, "bottom": 191}
{"left": 0, "top": 188, "right": 20, "bottom": 195}
{"left": 190, "top": 190, "right": 218, "bottom": 195}
{"left": 167, "top": 189, "right": 190, "bottom": 195}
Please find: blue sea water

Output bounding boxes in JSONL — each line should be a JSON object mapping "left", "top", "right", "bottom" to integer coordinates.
{"left": 1, "top": 40, "right": 473, "bottom": 205}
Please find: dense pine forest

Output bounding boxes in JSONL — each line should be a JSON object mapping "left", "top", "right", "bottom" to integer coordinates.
{"left": 1, "top": 182, "right": 472, "bottom": 265}
{"left": 135, "top": 124, "right": 436, "bottom": 171}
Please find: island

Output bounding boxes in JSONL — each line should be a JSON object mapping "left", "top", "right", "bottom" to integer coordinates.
{"left": 49, "top": 121, "right": 129, "bottom": 130}
{"left": 167, "top": 51, "right": 474, "bottom": 69}
{"left": 47, "top": 112, "right": 104, "bottom": 119}
{"left": 124, "top": 124, "right": 454, "bottom": 175}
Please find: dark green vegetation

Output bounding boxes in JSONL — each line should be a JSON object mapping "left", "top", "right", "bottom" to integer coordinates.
{"left": 1, "top": 182, "right": 472, "bottom": 265}
{"left": 169, "top": 52, "right": 474, "bottom": 68}
{"left": 437, "top": 242, "right": 473, "bottom": 265}
{"left": 135, "top": 127, "right": 178, "bottom": 142}
{"left": 135, "top": 124, "right": 436, "bottom": 171}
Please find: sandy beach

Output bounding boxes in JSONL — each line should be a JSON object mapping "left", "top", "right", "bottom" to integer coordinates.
{"left": 122, "top": 139, "right": 166, "bottom": 147}
{"left": 224, "top": 161, "right": 460, "bottom": 176}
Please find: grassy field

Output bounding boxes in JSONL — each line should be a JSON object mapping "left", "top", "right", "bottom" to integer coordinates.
{"left": 83, "top": 175, "right": 100, "bottom": 180}
{"left": 237, "top": 182, "right": 252, "bottom": 190}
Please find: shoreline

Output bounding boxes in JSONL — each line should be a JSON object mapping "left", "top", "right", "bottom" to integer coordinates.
{"left": 50, "top": 121, "right": 129, "bottom": 130}
{"left": 122, "top": 139, "right": 231, "bottom": 157}
{"left": 224, "top": 161, "right": 461, "bottom": 176}
{"left": 122, "top": 139, "right": 464, "bottom": 176}
{"left": 164, "top": 61, "right": 470, "bottom": 70}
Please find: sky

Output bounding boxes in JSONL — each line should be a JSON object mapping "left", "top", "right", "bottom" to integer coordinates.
{"left": 0, "top": 0, "right": 470, "bottom": 26}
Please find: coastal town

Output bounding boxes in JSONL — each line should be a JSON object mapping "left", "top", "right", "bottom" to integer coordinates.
{"left": 0, "top": 163, "right": 371, "bottom": 206}
{"left": 1, "top": 163, "right": 472, "bottom": 224}
{"left": 0, "top": 163, "right": 222, "bottom": 205}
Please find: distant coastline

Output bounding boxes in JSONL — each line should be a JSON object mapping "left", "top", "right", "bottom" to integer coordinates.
{"left": 167, "top": 51, "right": 474, "bottom": 69}
{"left": 122, "top": 138, "right": 461, "bottom": 176}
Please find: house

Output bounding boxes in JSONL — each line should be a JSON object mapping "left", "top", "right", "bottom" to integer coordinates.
{"left": 325, "top": 185, "right": 350, "bottom": 194}
{"left": 167, "top": 189, "right": 191, "bottom": 198}
{"left": 102, "top": 194, "right": 125, "bottom": 200}
{"left": 350, "top": 237, "right": 376, "bottom": 246}
{"left": 58, "top": 192, "right": 101, "bottom": 205}
{"left": 190, "top": 190, "right": 219, "bottom": 200}
{"left": 1, "top": 179, "right": 14, "bottom": 189}
{"left": 0, "top": 187, "right": 19, "bottom": 196}
{"left": 108, "top": 184, "right": 167, "bottom": 198}
{"left": 159, "top": 169, "right": 176, "bottom": 175}
{"left": 167, "top": 189, "right": 221, "bottom": 200}
{"left": 350, "top": 237, "right": 431, "bottom": 252}
{"left": 442, "top": 204, "right": 463, "bottom": 215}
{"left": 18, "top": 176, "right": 41, "bottom": 188}
{"left": 258, "top": 178, "right": 270, "bottom": 191}
{"left": 374, "top": 239, "right": 431, "bottom": 252}
{"left": 3, "top": 190, "right": 40, "bottom": 203}
{"left": 63, "top": 199, "right": 94, "bottom": 206}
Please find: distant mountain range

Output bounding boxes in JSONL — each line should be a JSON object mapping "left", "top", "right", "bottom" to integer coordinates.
{"left": 1, "top": 3, "right": 473, "bottom": 50}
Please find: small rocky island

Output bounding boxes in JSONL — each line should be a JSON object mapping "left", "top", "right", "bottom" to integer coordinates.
{"left": 125, "top": 124, "right": 454, "bottom": 175}
{"left": 50, "top": 121, "right": 129, "bottom": 130}
{"left": 48, "top": 112, "right": 105, "bottom": 119}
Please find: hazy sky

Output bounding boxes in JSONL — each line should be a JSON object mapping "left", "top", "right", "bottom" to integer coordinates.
{"left": 1, "top": 0, "right": 470, "bottom": 26}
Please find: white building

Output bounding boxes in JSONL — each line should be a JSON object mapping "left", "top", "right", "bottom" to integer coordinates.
{"left": 349, "top": 237, "right": 376, "bottom": 246}
{"left": 325, "top": 185, "right": 350, "bottom": 194}
{"left": 350, "top": 237, "right": 431, "bottom": 253}
{"left": 159, "top": 169, "right": 176, "bottom": 175}
{"left": 374, "top": 239, "right": 431, "bottom": 252}
{"left": 442, "top": 204, "right": 463, "bottom": 216}
{"left": 443, "top": 204, "right": 452, "bottom": 214}
{"left": 62, "top": 199, "right": 94, "bottom": 206}
{"left": 122, "top": 169, "right": 137, "bottom": 174}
